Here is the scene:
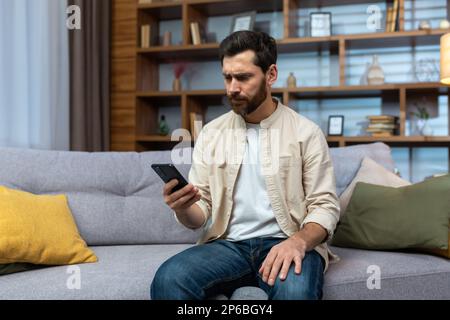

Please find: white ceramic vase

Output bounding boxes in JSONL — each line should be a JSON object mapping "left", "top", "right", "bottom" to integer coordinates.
{"left": 367, "top": 55, "right": 385, "bottom": 85}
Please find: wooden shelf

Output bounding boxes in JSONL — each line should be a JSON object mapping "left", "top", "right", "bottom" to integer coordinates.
{"left": 136, "top": 134, "right": 191, "bottom": 142}
{"left": 136, "top": 91, "right": 183, "bottom": 97}
{"left": 136, "top": 30, "right": 448, "bottom": 61}
{"left": 135, "top": 83, "right": 448, "bottom": 98}
{"left": 186, "top": 0, "right": 283, "bottom": 16}
{"left": 138, "top": 135, "right": 450, "bottom": 146}
{"left": 298, "top": 0, "right": 391, "bottom": 7}
{"left": 327, "top": 136, "right": 450, "bottom": 147}
{"left": 137, "top": 1, "right": 182, "bottom": 20}
{"left": 345, "top": 29, "right": 448, "bottom": 50}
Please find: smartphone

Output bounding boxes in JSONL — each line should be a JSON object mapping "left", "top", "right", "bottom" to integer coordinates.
{"left": 151, "top": 163, "right": 189, "bottom": 193}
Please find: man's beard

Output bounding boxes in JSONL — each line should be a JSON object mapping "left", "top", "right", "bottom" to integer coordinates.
{"left": 228, "top": 79, "right": 267, "bottom": 117}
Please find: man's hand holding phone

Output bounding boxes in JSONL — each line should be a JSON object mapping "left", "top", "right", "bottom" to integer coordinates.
{"left": 152, "top": 163, "right": 206, "bottom": 229}
{"left": 163, "top": 180, "right": 201, "bottom": 215}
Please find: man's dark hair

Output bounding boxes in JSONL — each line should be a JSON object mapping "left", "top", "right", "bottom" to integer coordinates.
{"left": 219, "top": 31, "right": 277, "bottom": 74}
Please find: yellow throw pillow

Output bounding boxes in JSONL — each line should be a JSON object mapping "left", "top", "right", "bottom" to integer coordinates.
{"left": 0, "top": 186, "right": 97, "bottom": 265}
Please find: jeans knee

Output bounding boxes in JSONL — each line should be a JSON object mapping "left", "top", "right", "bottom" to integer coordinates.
{"left": 268, "top": 252, "right": 324, "bottom": 300}
{"left": 150, "top": 259, "right": 198, "bottom": 300}
{"left": 270, "top": 280, "right": 322, "bottom": 300}
{"left": 150, "top": 259, "right": 189, "bottom": 300}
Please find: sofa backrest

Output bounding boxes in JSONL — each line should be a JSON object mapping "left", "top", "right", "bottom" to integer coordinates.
{"left": 0, "top": 142, "right": 395, "bottom": 245}
{"left": 0, "top": 147, "right": 200, "bottom": 246}
{"left": 329, "top": 142, "right": 395, "bottom": 195}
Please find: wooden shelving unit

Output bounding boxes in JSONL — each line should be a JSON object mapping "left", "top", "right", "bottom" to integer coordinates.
{"left": 111, "top": 0, "right": 450, "bottom": 152}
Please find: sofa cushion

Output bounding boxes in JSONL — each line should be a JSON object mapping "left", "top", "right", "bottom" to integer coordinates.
{"left": 339, "top": 157, "right": 411, "bottom": 215}
{"left": 332, "top": 175, "right": 450, "bottom": 251}
{"left": 0, "top": 147, "right": 200, "bottom": 246}
{"left": 0, "top": 185, "right": 97, "bottom": 266}
{"left": 1, "top": 244, "right": 449, "bottom": 300}
{"left": 0, "top": 244, "right": 265, "bottom": 300}
{"left": 0, "top": 244, "right": 194, "bottom": 300}
{"left": 329, "top": 142, "right": 395, "bottom": 196}
{"left": 324, "top": 246, "right": 450, "bottom": 299}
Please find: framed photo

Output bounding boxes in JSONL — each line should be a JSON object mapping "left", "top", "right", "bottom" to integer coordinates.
{"left": 230, "top": 11, "right": 256, "bottom": 34}
{"left": 328, "top": 115, "right": 344, "bottom": 136}
{"left": 310, "top": 12, "right": 332, "bottom": 37}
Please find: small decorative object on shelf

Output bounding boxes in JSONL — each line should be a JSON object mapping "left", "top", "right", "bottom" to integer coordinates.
{"left": 439, "top": 19, "right": 450, "bottom": 29}
{"left": 410, "top": 106, "right": 432, "bottom": 136}
{"left": 163, "top": 31, "right": 172, "bottom": 46}
{"left": 328, "top": 115, "right": 344, "bottom": 136}
{"left": 287, "top": 72, "right": 297, "bottom": 88}
{"left": 310, "top": 12, "right": 332, "bottom": 37}
{"left": 414, "top": 58, "right": 440, "bottom": 82}
{"left": 367, "top": 55, "right": 385, "bottom": 85}
{"left": 172, "top": 62, "right": 187, "bottom": 91}
{"left": 158, "top": 115, "right": 170, "bottom": 136}
{"left": 230, "top": 11, "right": 256, "bottom": 34}
{"left": 140, "top": 25, "right": 151, "bottom": 48}
{"left": 366, "top": 115, "right": 398, "bottom": 137}
{"left": 418, "top": 20, "right": 431, "bottom": 30}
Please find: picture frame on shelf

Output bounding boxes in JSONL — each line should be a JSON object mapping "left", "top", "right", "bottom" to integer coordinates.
{"left": 310, "top": 12, "right": 332, "bottom": 37}
{"left": 230, "top": 11, "right": 256, "bottom": 34}
{"left": 328, "top": 115, "right": 344, "bottom": 136}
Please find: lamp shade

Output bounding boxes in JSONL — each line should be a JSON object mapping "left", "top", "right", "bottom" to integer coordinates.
{"left": 441, "top": 33, "right": 450, "bottom": 85}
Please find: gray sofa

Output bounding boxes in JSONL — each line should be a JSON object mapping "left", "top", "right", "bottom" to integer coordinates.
{"left": 0, "top": 143, "right": 449, "bottom": 300}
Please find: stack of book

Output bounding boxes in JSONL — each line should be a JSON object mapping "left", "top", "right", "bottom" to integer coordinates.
{"left": 385, "top": 0, "right": 399, "bottom": 32}
{"left": 366, "top": 115, "right": 398, "bottom": 137}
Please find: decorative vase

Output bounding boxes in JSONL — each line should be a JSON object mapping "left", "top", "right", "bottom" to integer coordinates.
{"left": 287, "top": 72, "right": 297, "bottom": 88}
{"left": 158, "top": 115, "right": 170, "bottom": 136}
{"left": 163, "top": 31, "right": 172, "bottom": 46}
{"left": 172, "top": 77, "right": 181, "bottom": 91}
{"left": 366, "top": 55, "right": 385, "bottom": 85}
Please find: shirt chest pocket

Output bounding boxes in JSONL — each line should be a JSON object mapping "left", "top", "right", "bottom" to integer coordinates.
{"left": 278, "top": 156, "right": 301, "bottom": 175}
{"left": 277, "top": 156, "right": 304, "bottom": 204}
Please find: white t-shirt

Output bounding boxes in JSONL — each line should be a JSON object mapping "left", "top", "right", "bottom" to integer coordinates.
{"left": 225, "top": 122, "right": 287, "bottom": 241}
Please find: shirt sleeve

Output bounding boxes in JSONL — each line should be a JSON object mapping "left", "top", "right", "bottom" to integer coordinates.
{"left": 300, "top": 126, "right": 341, "bottom": 242}
{"left": 179, "top": 128, "right": 212, "bottom": 229}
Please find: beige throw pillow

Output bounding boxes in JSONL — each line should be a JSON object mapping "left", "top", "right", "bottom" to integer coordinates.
{"left": 339, "top": 157, "right": 411, "bottom": 215}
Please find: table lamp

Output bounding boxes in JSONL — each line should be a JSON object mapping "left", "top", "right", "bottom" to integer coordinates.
{"left": 441, "top": 33, "right": 450, "bottom": 85}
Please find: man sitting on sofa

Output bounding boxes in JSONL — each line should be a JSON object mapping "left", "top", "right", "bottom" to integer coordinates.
{"left": 150, "top": 31, "right": 340, "bottom": 300}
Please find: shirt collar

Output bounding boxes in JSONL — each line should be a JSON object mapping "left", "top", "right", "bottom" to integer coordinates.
{"left": 234, "top": 97, "right": 283, "bottom": 129}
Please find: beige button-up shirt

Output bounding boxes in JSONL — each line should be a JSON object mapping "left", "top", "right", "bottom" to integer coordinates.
{"left": 186, "top": 99, "right": 340, "bottom": 272}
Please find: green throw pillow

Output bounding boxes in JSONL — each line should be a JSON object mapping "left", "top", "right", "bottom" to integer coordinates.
{"left": 332, "top": 174, "right": 450, "bottom": 251}
{"left": 0, "top": 263, "right": 40, "bottom": 276}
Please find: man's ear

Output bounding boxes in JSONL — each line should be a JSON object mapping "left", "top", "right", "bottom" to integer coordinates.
{"left": 266, "top": 64, "right": 278, "bottom": 86}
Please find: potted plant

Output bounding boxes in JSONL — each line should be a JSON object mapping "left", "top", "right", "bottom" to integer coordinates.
{"left": 410, "top": 105, "right": 432, "bottom": 136}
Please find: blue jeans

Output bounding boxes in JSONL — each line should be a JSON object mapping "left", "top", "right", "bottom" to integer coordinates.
{"left": 150, "top": 237, "right": 324, "bottom": 300}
